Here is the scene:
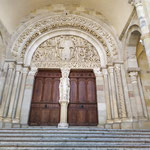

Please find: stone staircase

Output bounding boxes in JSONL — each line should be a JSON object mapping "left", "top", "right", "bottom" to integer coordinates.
{"left": 0, "top": 127, "right": 150, "bottom": 150}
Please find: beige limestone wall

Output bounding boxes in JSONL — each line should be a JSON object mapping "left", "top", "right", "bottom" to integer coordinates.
{"left": 143, "top": 0, "right": 150, "bottom": 30}
{"left": 137, "top": 42, "right": 150, "bottom": 118}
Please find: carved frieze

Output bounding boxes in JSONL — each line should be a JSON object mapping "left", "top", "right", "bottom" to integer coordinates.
{"left": 31, "top": 35, "right": 101, "bottom": 69}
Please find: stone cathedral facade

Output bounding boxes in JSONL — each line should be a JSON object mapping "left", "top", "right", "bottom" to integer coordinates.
{"left": 0, "top": 0, "right": 150, "bottom": 129}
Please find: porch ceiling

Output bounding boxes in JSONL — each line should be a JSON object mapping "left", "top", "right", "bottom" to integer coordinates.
{"left": 0, "top": 0, "right": 133, "bottom": 36}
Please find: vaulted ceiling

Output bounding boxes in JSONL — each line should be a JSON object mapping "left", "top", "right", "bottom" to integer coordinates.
{"left": 0, "top": 0, "right": 133, "bottom": 36}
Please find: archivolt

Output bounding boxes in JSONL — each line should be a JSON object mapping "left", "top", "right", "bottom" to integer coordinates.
{"left": 9, "top": 13, "right": 120, "bottom": 64}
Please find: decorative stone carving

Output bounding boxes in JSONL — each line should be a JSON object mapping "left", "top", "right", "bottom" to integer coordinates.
{"left": 93, "top": 68, "right": 102, "bottom": 77}
{"left": 31, "top": 35, "right": 101, "bottom": 69}
{"left": 59, "top": 68, "right": 70, "bottom": 102}
{"left": 129, "top": 0, "right": 142, "bottom": 6}
{"left": 114, "top": 64, "right": 127, "bottom": 118}
{"left": 10, "top": 14, "right": 119, "bottom": 63}
{"left": 58, "top": 39, "right": 75, "bottom": 61}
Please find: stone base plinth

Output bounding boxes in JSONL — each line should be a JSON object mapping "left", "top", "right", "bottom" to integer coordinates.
{"left": 58, "top": 123, "right": 69, "bottom": 128}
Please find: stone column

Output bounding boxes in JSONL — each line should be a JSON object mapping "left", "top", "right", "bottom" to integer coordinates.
{"left": 6, "top": 63, "right": 23, "bottom": 122}
{"left": 12, "top": 67, "right": 29, "bottom": 124}
{"left": 108, "top": 66, "right": 119, "bottom": 122}
{"left": 20, "top": 67, "right": 37, "bottom": 126}
{"left": 129, "top": 71, "right": 145, "bottom": 119}
{"left": 129, "top": 0, "right": 150, "bottom": 67}
{"left": 2, "top": 62, "right": 16, "bottom": 121}
{"left": 0, "top": 62, "right": 9, "bottom": 104}
{"left": 102, "top": 68, "right": 113, "bottom": 123}
{"left": 0, "top": 61, "right": 9, "bottom": 127}
{"left": 114, "top": 64, "right": 127, "bottom": 120}
{"left": 93, "top": 68, "right": 106, "bottom": 127}
{"left": 58, "top": 68, "right": 70, "bottom": 128}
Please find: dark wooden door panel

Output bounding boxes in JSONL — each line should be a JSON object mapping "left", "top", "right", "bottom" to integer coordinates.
{"left": 43, "top": 78, "right": 52, "bottom": 102}
{"left": 70, "top": 79, "right": 78, "bottom": 103}
{"left": 68, "top": 104, "right": 98, "bottom": 126}
{"left": 52, "top": 79, "right": 60, "bottom": 103}
{"left": 78, "top": 79, "right": 86, "bottom": 103}
{"left": 68, "top": 70, "right": 98, "bottom": 126}
{"left": 32, "top": 78, "right": 43, "bottom": 102}
{"left": 29, "top": 70, "right": 61, "bottom": 126}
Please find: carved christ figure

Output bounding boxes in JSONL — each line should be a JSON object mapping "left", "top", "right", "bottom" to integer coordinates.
{"left": 58, "top": 39, "right": 75, "bottom": 61}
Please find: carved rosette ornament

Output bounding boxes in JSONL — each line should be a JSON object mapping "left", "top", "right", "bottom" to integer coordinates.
{"left": 10, "top": 14, "right": 119, "bottom": 63}
{"left": 31, "top": 35, "right": 101, "bottom": 69}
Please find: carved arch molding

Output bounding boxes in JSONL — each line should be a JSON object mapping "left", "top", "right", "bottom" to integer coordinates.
{"left": 9, "top": 14, "right": 119, "bottom": 66}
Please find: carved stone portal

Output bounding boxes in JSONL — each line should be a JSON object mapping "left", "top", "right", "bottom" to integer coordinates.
{"left": 31, "top": 35, "right": 101, "bottom": 69}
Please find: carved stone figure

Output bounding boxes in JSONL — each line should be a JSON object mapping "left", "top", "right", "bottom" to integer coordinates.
{"left": 59, "top": 68, "right": 70, "bottom": 101}
{"left": 58, "top": 39, "right": 75, "bottom": 61}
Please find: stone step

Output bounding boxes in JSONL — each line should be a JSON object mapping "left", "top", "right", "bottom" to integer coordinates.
{"left": 0, "top": 141, "right": 150, "bottom": 147}
{"left": 0, "top": 148, "right": 150, "bottom": 150}
{"left": 0, "top": 128, "right": 150, "bottom": 150}
{"left": 0, "top": 129, "right": 150, "bottom": 135}
{"left": 0, "top": 133, "right": 150, "bottom": 138}
{"left": 1, "top": 127, "right": 150, "bottom": 132}
{"left": 0, "top": 136, "right": 150, "bottom": 143}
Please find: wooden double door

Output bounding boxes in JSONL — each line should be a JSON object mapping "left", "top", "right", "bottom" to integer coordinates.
{"left": 29, "top": 69, "right": 98, "bottom": 126}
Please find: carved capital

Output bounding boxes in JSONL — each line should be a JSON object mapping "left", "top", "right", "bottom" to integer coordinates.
{"left": 129, "top": 0, "right": 142, "bottom": 7}
{"left": 108, "top": 66, "right": 114, "bottom": 74}
{"left": 93, "top": 68, "right": 102, "bottom": 77}
{"left": 8, "top": 62, "right": 16, "bottom": 69}
{"left": 129, "top": 71, "right": 138, "bottom": 83}
{"left": 28, "top": 67, "right": 38, "bottom": 76}
{"left": 22, "top": 67, "right": 30, "bottom": 74}
{"left": 16, "top": 64, "right": 22, "bottom": 72}
{"left": 102, "top": 68, "right": 108, "bottom": 76}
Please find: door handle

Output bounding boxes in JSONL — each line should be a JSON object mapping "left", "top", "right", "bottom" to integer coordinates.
{"left": 45, "top": 104, "right": 48, "bottom": 108}
{"left": 80, "top": 105, "right": 84, "bottom": 108}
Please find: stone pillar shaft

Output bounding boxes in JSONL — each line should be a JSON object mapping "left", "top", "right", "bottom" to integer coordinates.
{"left": 108, "top": 66, "right": 119, "bottom": 121}
{"left": 0, "top": 62, "right": 9, "bottom": 104}
{"left": 94, "top": 68, "right": 106, "bottom": 127}
{"left": 13, "top": 67, "right": 29, "bottom": 123}
{"left": 102, "top": 68, "right": 112, "bottom": 123}
{"left": 3, "top": 62, "right": 16, "bottom": 119}
{"left": 115, "top": 64, "right": 127, "bottom": 119}
{"left": 6, "top": 64, "right": 22, "bottom": 121}
{"left": 129, "top": 71, "right": 144, "bottom": 119}
{"left": 20, "top": 68, "right": 37, "bottom": 125}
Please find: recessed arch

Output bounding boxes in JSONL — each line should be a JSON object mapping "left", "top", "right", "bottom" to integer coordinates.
{"left": 124, "top": 25, "right": 141, "bottom": 68}
{"left": 7, "top": 14, "right": 120, "bottom": 66}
